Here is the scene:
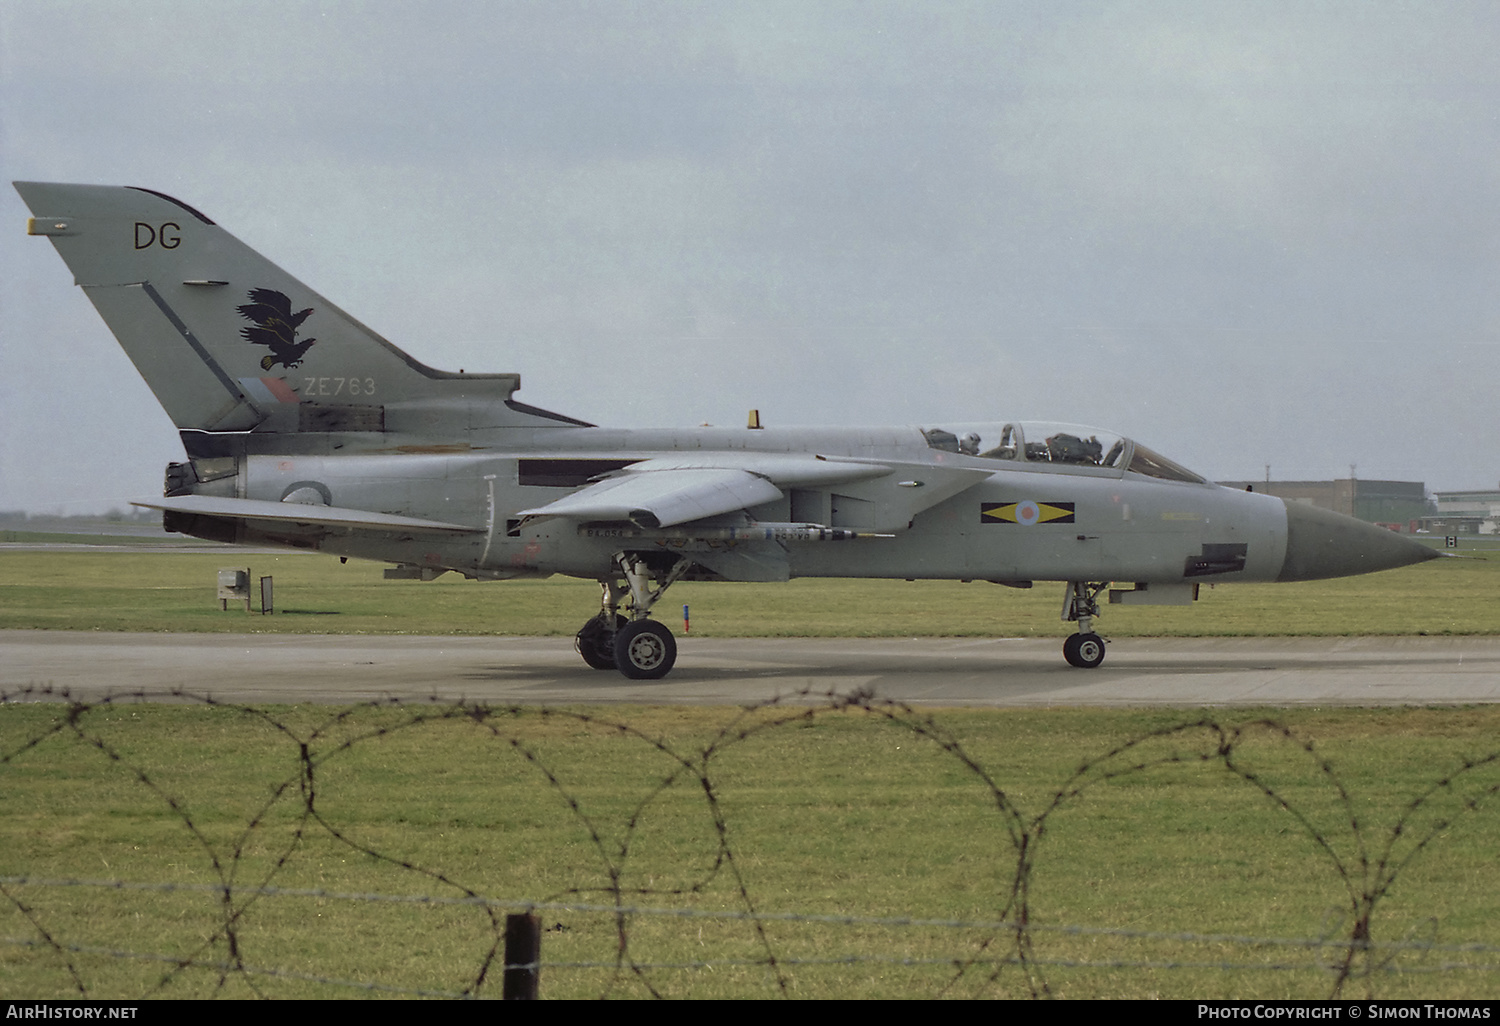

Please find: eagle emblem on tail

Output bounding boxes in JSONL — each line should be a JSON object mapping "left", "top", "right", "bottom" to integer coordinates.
{"left": 237, "top": 288, "right": 316, "bottom": 370}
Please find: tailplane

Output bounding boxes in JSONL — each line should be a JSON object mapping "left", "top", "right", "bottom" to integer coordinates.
{"left": 15, "top": 182, "right": 587, "bottom": 450}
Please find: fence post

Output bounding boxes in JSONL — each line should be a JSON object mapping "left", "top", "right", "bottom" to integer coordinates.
{"left": 503, "top": 912, "right": 541, "bottom": 999}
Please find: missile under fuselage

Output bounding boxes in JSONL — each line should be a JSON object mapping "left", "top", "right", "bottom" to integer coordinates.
{"left": 579, "top": 523, "right": 894, "bottom": 542}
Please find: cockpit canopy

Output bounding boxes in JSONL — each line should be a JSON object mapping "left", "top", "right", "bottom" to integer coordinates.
{"left": 921, "top": 421, "right": 1206, "bottom": 484}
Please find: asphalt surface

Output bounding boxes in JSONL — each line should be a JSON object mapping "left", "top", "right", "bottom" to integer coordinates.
{"left": 3, "top": 630, "right": 1498, "bottom": 707}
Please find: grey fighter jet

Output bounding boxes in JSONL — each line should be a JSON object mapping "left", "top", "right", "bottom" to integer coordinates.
{"left": 14, "top": 182, "right": 1441, "bottom": 678}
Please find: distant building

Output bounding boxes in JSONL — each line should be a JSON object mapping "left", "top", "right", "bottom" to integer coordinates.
{"left": 1215, "top": 478, "right": 1431, "bottom": 530}
{"left": 1426, "top": 487, "right": 1500, "bottom": 535}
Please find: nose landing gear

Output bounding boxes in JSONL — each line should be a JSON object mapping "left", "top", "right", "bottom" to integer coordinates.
{"left": 1062, "top": 581, "right": 1109, "bottom": 669}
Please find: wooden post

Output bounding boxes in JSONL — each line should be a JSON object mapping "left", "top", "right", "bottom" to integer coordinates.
{"left": 502, "top": 912, "right": 541, "bottom": 1000}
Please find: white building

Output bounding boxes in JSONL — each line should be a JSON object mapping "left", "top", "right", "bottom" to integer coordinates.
{"left": 1429, "top": 487, "right": 1500, "bottom": 535}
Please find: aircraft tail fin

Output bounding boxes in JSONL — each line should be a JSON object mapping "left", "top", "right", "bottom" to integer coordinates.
{"left": 15, "top": 182, "right": 586, "bottom": 450}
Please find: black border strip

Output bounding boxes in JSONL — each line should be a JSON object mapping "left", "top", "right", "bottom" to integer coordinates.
{"left": 126, "top": 186, "right": 216, "bottom": 224}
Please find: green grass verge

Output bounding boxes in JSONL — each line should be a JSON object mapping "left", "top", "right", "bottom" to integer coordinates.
{"left": 1, "top": 546, "right": 1495, "bottom": 636}
{"left": 3, "top": 701, "right": 1499, "bottom": 999}
{"left": 0, "top": 531, "right": 205, "bottom": 547}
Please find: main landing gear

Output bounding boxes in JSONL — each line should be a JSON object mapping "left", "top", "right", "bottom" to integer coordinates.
{"left": 1062, "top": 581, "right": 1108, "bottom": 669}
{"left": 573, "top": 553, "right": 691, "bottom": 680}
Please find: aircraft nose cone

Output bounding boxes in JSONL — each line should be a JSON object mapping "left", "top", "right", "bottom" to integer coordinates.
{"left": 1277, "top": 500, "right": 1441, "bottom": 582}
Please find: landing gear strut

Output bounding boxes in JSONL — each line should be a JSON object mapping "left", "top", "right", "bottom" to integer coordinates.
{"left": 1062, "top": 580, "right": 1108, "bottom": 669}
{"left": 574, "top": 553, "right": 691, "bottom": 679}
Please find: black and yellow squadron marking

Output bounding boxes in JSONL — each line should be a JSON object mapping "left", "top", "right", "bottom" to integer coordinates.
{"left": 980, "top": 501, "right": 1076, "bottom": 525}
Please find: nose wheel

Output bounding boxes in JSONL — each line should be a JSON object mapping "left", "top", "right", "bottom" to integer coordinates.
{"left": 1063, "top": 631, "right": 1106, "bottom": 668}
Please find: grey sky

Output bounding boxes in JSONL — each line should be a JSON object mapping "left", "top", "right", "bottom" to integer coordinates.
{"left": 3, "top": 0, "right": 1497, "bottom": 513}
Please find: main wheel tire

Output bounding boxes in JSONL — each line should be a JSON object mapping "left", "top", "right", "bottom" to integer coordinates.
{"left": 575, "top": 614, "right": 625, "bottom": 670}
{"left": 1063, "top": 632, "right": 1106, "bottom": 669}
{"left": 613, "top": 619, "right": 677, "bottom": 680}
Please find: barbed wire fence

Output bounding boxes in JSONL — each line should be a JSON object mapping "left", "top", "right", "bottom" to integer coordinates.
{"left": 3, "top": 685, "right": 1500, "bottom": 999}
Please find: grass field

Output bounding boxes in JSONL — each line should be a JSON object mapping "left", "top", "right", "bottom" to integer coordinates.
{"left": 0, "top": 530, "right": 206, "bottom": 547}
{"left": 3, "top": 699, "right": 1500, "bottom": 999}
{"left": 4, "top": 544, "right": 1498, "bottom": 999}
{"left": 0, "top": 542, "right": 1495, "bottom": 637}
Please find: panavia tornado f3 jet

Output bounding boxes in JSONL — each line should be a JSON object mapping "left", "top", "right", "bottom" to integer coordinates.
{"left": 15, "top": 181, "right": 1441, "bottom": 679}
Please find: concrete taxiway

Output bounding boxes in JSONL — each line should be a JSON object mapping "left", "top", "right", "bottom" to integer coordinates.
{"left": 3, "top": 631, "right": 1498, "bottom": 707}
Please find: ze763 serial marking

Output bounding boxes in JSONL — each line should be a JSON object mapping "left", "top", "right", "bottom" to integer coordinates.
{"left": 302, "top": 376, "right": 376, "bottom": 397}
